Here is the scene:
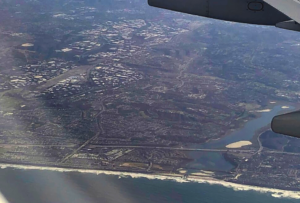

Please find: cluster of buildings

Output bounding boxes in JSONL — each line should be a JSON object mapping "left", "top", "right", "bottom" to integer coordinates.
{"left": 8, "top": 60, "right": 74, "bottom": 89}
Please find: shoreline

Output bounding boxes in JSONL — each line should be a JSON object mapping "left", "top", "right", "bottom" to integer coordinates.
{"left": 0, "top": 163, "right": 300, "bottom": 199}
{"left": 203, "top": 103, "right": 295, "bottom": 147}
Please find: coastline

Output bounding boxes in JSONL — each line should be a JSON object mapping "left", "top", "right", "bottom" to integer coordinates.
{"left": 202, "top": 104, "right": 295, "bottom": 147}
{"left": 0, "top": 163, "right": 299, "bottom": 199}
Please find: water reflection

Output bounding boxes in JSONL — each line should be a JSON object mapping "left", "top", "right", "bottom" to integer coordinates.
{"left": 187, "top": 105, "right": 295, "bottom": 171}
{"left": 200, "top": 105, "right": 295, "bottom": 149}
{"left": 0, "top": 168, "right": 295, "bottom": 203}
{"left": 187, "top": 152, "right": 234, "bottom": 172}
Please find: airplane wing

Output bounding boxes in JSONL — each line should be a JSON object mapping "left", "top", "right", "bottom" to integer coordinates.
{"left": 264, "top": 0, "right": 300, "bottom": 31}
{"left": 272, "top": 111, "right": 300, "bottom": 139}
{"left": 148, "top": 0, "right": 300, "bottom": 32}
{"left": 264, "top": 0, "right": 300, "bottom": 24}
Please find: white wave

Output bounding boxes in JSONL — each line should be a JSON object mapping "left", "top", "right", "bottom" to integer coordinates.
{"left": 0, "top": 163, "right": 299, "bottom": 199}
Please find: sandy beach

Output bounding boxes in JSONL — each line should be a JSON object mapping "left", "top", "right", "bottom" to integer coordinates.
{"left": 0, "top": 163, "right": 299, "bottom": 199}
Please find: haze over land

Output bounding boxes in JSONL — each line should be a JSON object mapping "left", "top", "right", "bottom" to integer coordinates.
{"left": 0, "top": 0, "right": 299, "bottom": 192}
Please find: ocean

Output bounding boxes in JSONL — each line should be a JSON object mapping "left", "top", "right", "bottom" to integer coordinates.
{"left": 0, "top": 168, "right": 298, "bottom": 203}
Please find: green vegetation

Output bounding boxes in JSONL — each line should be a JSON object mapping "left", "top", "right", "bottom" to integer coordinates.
{"left": 139, "top": 111, "right": 149, "bottom": 119}
{"left": 0, "top": 95, "right": 23, "bottom": 111}
{"left": 0, "top": 147, "right": 7, "bottom": 155}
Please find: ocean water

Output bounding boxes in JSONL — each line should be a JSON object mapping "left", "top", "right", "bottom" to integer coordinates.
{"left": 0, "top": 168, "right": 298, "bottom": 203}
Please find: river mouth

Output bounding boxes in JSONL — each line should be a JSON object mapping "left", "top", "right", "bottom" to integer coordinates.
{"left": 198, "top": 105, "right": 295, "bottom": 149}
{"left": 186, "top": 105, "right": 295, "bottom": 171}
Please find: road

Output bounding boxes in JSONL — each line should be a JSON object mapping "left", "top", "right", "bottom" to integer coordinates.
{"left": 95, "top": 95, "right": 110, "bottom": 134}
{"left": 0, "top": 144, "right": 76, "bottom": 148}
{"left": 173, "top": 56, "right": 196, "bottom": 90}
{"left": 176, "top": 67, "right": 186, "bottom": 89}
{"left": 59, "top": 135, "right": 97, "bottom": 163}
{"left": 265, "top": 150, "right": 300, "bottom": 156}
{"left": 88, "top": 145, "right": 256, "bottom": 152}
{"left": 256, "top": 132, "right": 264, "bottom": 155}
{"left": 59, "top": 95, "right": 110, "bottom": 163}
{"left": 147, "top": 161, "right": 153, "bottom": 171}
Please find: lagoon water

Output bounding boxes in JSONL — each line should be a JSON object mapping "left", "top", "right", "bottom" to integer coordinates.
{"left": 200, "top": 105, "right": 295, "bottom": 149}
{"left": 186, "top": 105, "right": 295, "bottom": 172}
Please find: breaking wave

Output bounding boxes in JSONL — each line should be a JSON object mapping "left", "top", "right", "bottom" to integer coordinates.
{"left": 0, "top": 163, "right": 299, "bottom": 199}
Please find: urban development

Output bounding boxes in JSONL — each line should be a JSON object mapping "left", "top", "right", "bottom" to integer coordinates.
{"left": 0, "top": 0, "right": 300, "bottom": 192}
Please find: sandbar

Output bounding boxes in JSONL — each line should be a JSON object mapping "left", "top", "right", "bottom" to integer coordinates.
{"left": 226, "top": 141, "right": 252, "bottom": 149}
{"left": 21, "top": 43, "right": 34, "bottom": 47}
{"left": 256, "top": 109, "right": 271, "bottom": 113}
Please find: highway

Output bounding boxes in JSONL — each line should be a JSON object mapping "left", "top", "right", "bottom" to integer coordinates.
{"left": 86, "top": 145, "right": 300, "bottom": 156}
{"left": 254, "top": 132, "right": 264, "bottom": 156}
{"left": 59, "top": 95, "right": 111, "bottom": 163}
{"left": 0, "top": 144, "right": 76, "bottom": 148}
{"left": 265, "top": 150, "right": 300, "bottom": 156}
{"left": 88, "top": 145, "right": 256, "bottom": 153}
{"left": 173, "top": 55, "right": 197, "bottom": 90}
